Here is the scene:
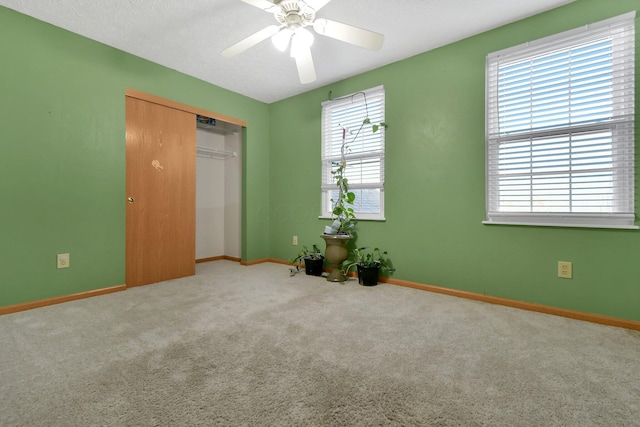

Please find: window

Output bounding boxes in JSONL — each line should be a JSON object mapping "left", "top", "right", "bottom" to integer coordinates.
{"left": 485, "top": 12, "right": 636, "bottom": 229}
{"left": 321, "top": 85, "right": 385, "bottom": 220}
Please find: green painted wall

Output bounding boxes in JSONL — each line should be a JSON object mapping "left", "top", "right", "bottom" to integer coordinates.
{"left": 269, "top": 0, "right": 640, "bottom": 322}
{"left": 0, "top": 6, "right": 271, "bottom": 306}
{"left": 2, "top": 0, "right": 639, "bottom": 323}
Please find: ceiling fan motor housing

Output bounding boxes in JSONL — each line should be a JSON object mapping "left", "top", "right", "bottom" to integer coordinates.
{"left": 274, "top": 1, "right": 316, "bottom": 29}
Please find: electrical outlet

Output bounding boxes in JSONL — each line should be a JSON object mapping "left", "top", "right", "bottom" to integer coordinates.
{"left": 292, "top": 235, "right": 298, "bottom": 245}
{"left": 57, "top": 253, "right": 70, "bottom": 269}
{"left": 558, "top": 261, "right": 572, "bottom": 279}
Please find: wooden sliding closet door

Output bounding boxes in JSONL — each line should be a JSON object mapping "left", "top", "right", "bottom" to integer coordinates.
{"left": 125, "top": 96, "right": 196, "bottom": 287}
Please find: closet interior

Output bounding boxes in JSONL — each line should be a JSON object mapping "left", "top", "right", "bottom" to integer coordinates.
{"left": 195, "top": 115, "right": 242, "bottom": 260}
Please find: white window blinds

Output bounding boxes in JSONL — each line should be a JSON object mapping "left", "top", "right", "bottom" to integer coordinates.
{"left": 321, "top": 86, "right": 385, "bottom": 219}
{"left": 485, "top": 12, "right": 636, "bottom": 229}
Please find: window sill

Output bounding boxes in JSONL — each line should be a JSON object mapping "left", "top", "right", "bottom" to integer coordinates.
{"left": 482, "top": 220, "right": 639, "bottom": 230}
{"left": 319, "top": 216, "right": 386, "bottom": 222}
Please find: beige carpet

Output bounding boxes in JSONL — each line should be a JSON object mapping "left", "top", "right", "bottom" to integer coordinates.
{"left": 1, "top": 260, "right": 639, "bottom": 426}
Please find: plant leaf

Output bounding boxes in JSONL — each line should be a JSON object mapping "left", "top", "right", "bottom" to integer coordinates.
{"left": 346, "top": 192, "right": 355, "bottom": 203}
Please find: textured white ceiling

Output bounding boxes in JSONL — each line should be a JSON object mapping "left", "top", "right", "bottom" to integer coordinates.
{"left": 0, "top": 0, "right": 576, "bottom": 103}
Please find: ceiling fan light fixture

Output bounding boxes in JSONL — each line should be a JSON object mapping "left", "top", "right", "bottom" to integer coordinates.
{"left": 312, "top": 18, "right": 327, "bottom": 35}
{"left": 290, "top": 27, "right": 314, "bottom": 58}
{"left": 272, "top": 28, "right": 292, "bottom": 51}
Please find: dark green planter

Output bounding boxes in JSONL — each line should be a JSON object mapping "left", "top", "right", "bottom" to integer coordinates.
{"left": 304, "top": 256, "right": 324, "bottom": 276}
{"left": 357, "top": 263, "right": 380, "bottom": 286}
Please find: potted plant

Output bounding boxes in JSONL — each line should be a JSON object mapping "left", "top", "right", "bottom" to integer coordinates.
{"left": 321, "top": 118, "right": 388, "bottom": 282}
{"left": 341, "top": 247, "right": 395, "bottom": 286}
{"left": 289, "top": 244, "right": 324, "bottom": 276}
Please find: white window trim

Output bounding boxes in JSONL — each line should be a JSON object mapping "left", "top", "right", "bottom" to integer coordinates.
{"left": 484, "top": 12, "right": 637, "bottom": 230}
{"left": 320, "top": 85, "right": 386, "bottom": 221}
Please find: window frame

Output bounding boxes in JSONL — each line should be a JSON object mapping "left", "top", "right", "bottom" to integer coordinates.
{"left": 484, "top": 12, "right": 637, "bottom": 229}
{"left": 320, "top": 85, "right": 386, "bottom": 221}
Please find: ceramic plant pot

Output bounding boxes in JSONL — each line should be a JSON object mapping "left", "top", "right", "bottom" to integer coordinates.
{"left": 321, "top": 234, "right": 353, "bottom": 282}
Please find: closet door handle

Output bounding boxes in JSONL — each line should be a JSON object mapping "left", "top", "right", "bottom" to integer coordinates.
{"left": 127, "top": 197, "right": 135, "bottom": 204}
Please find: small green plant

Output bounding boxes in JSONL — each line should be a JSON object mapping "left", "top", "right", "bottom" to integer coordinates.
{"left": 341, "top": 247, "right": 395, "bottom": 276}
{"left": 289, "top": 244, "right": 323, "bottom": 276}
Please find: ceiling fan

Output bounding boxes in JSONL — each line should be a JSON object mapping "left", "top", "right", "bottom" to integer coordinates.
{"left": 221, "top": 0, "right": 384, "bottom": 84}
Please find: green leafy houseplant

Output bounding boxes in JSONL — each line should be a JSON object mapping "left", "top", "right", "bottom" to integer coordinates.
{"left": 326, "top": 133, "right": 357, "bottom": 234}
{"left": 289, "top": 244, "right": 324, "bottom": 276}
{"left": 324, "top": 119, "right": 388, "bottom": 235}
{"left": 341, "top": 247, "right": 395, "bottom": 285}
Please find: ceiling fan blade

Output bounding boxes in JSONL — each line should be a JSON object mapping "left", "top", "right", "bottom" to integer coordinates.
{"left": 313, "top": 18, "right": 384, "bottom": 51}
{"left": 303, "top": 0, "right": 333, "bottom": 12}
{"left": 294, "top": 47, "right": 316, "bottom": 84}
{"left": 221, "top": 25, "right": 280, "bottom": 57}
{"left": 240, "top": 0, "right": 278, "bottom": 12}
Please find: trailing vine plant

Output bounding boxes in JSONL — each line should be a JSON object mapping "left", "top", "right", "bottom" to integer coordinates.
{"left": 325, "top": 90, "right": 388, "bottom": 235}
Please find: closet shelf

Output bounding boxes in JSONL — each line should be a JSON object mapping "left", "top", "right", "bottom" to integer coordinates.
{"left": 196, "top": 146, "right": 236, "bottom": 160}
